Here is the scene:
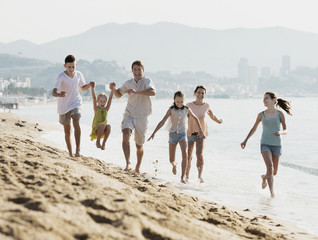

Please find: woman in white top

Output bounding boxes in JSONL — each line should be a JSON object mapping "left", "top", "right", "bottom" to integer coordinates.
{"left": 148, "top": 91, "right": 203, "bottom": 183}
{"left": 187, "top": 86, "right": 223, "bottom": 183}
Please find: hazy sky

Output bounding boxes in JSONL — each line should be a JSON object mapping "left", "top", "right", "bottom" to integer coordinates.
{"left": 1, "top": 0, "right": 318, "bottom": 44}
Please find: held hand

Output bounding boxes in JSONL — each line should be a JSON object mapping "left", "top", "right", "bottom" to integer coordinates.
{"left": 90, "top": 81, "right": 96, "bottom": 88}
{"left": 59, "top": 91, "right": 66, "bottom": 97}
{"left": 273, "top": 131, "right": 280, "bottom": 136}
{"left": 219, "top": 119, "right": 223, "bottom": 124}
{"left": 240, "top": 141, "right": 246, "bottom": 149}
{"left": 109, "top": 82, "right": 116, "bottom": 90}
{"left": 128, "top": 89, "right": 137, "bottom": 95}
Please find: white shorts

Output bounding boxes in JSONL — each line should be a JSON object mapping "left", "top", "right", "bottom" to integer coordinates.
{"left": 121, "top": 113, "right": 148, "bottom": 146}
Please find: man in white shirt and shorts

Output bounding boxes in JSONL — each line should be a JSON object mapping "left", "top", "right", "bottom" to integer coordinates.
{"left": 52, "top": 55, "right": 92, "bottom": 157}
{"left": 113, "top": 60, "right": 156, "bottom": 172}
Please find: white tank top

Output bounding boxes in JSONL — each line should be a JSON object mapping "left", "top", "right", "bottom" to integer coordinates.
{"left": 169, "top": 107, "right": 188, "bottom": 133}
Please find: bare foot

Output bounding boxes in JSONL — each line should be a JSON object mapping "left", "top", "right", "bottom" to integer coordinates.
{"left": 261, "top": 175, "right": 267, "bottom": 189}
{"left": 124, "top": 164, "right": 132, "bottom": 172}
{"left": 199, "top": 177, "right": 204, "bottom": 183}
{"left": 171, "top": 163, "right": 177, "bottom": 175}
{"left": 101, "top": 144, "right": 106, "bottom": 150}
{"left": 181, "top": 179, "right": 186, "bottom": 184}
{"left": 96, "top": 141, "right": 101, "bottom": 148}
{"left": 75, "top": 152, "right": 80, "bottom": 157}
{"left": 69, "top": 153, "right": 74, "bottom": 157}
{"left": 135, "top": 168, "right": 140, "bottom": 173}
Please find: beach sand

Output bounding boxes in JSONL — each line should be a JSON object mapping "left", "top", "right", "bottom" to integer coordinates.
{"left": 0, "top": 112, "right": 317, "bottom": 240}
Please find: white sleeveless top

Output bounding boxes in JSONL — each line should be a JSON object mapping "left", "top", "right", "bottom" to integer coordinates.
{"left": 169, "top": 107, "right": 189, "bottom": 133}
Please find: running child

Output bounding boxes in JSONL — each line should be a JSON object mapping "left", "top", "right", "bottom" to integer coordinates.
{"left": 148, "top": 91, "right": 204, "bottom": 183}
{"left": 52, "top": 55, "right": 92, "bottom": 157}
{"left": 241, "top": 91, "right": 292, "bottom": 197}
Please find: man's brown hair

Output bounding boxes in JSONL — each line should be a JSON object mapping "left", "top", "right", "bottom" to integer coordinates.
{"left": 131, "top": 60, "right": 144, "bottom": 71}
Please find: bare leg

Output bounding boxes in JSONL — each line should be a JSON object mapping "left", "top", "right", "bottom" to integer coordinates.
{"left": 122, "top": 128, "right": 132, "bottom": 171}
{"left": 169, "top": 143, "right": 177, "bottom": 175}
{"left": 96, "top": 124, "right": 106, "bottom": 148}
{"left": 186, "top": 142, "right": 195, "bottom": 180}
{"left": 179, "top": 140, "right": 188, "bottom": 183}
{"left": 261, "top": 151, "right": 275, "bottom": 197}
{"left": 261, "top": 174, "right": 267, "bottom": 189}
{"left": 63, "top": 124, "right": 73, "bottom": 157}
{"left": 272, "top": 155, "right": 280, "bottom": 176}
{"left": 72, "top": 114, "right": 81, "bottom": 157}
{"left": 196, "top": 138, "right": 205, "bottom": 183}
{"left": 101, "top": 125, "right": 111, "bottom": 150}
{"left": 135, "top": 143, "right": 144, "bottom": 173}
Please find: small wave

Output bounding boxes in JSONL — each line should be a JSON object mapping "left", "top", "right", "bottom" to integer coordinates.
{"left": 281, "top": 162, "right": 318, "bottom": 176}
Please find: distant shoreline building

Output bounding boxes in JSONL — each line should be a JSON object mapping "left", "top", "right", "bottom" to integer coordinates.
{"left": 261, "top": 67, "right": 271, "bottom": 78}
{"left": 0, "top": 76, "right": 31, "bottom": 91}
{"left": 280, "top": 55, "right": 291, "bottom": 76}
{"left": 238, "top": 58, "right": 258, "bottom": 94}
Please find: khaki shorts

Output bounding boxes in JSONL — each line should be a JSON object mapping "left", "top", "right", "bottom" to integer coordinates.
{"left": 121, "top": 113, "right": 148, "bottom": 146}
{"left": 59, "top": 108, "right": 81, "bottom": 125}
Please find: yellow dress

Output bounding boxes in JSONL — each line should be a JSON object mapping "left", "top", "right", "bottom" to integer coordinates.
{"left": 90, "top": 108, "right": 108, "bottom": 141}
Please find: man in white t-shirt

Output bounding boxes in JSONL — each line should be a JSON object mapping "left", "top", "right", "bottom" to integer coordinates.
{"left": 113, "top": 60, "right": 156, "bottom": 172}
{"left": 52, "top": 55, "right": 92, "bottom": 157}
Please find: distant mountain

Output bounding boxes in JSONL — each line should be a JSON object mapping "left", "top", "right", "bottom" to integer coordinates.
{"left": 0, "top": 53, "right": 51, "bottom": 68}
{"left": 1, "top": 22, "right": 318, "bottom": 76}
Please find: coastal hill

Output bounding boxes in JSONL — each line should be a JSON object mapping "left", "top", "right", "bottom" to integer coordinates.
{"left": 0, "top": 54, "right": 130, "bottom": 90}
{"left": 1, "top": 112, "right": 316, "bottom": 240}
{"left": 1, "top": 22, "right": 318, "bottom": 76}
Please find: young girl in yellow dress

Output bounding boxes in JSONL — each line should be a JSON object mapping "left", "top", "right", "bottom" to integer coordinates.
{"left": 90, "top": 82, "right": 114, "bottom": 150}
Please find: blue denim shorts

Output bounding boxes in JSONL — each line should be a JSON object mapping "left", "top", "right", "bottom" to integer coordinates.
{"left": 187, "top": 133, "right": 206, "bottom": 144}
{"left": 169, "top": 131, "right": 187, "bottom": 144}
{"left": 260, "top": 144, "right": 282, "bottom": 155}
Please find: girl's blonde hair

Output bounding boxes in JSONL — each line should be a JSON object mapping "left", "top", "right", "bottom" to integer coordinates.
{"left": 97, "top": 93, "right": 107, "bottom": 102}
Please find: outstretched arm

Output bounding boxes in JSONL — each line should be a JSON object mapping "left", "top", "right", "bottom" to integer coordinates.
{"left": 80, "top": 82, "right": 92, "bottom": 91}
{"left": 112, "top": 83, "right": 123, "bottom": 98}
{"left": 188, "top": 108, "right": 204, "bottom": 137}
{"left": 241, "top": 113, "right": 262, "bottom": 149}
{"left": 207, "top": 109, "right": 223, "bottom": 124}
{"left": 90, "top": 82, "right": 97, "bottom": 112}
{"left": 106, "top": 83, "right": 114, "bottom": 111}
{"left": 147, "top": 109, "right": 171, "bottom": 141}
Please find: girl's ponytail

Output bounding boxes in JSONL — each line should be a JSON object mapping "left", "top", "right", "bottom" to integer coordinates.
{"left": 277, "top": 98, "right": 292, "bottom": 116}
{"left": 265, "top": 91, "right": 292, "bottom": 116}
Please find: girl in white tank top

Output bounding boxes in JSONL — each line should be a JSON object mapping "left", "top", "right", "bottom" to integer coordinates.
{"left": 147, "top": 91, "right": 203, "bottom": 183}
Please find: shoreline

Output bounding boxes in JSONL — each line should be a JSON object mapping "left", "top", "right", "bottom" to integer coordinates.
{"left": 1, "top": 112, "right": 317, "bottom": 239}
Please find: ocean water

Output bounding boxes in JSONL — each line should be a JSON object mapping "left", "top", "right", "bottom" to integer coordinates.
{"left": 15, "top": 97, "right": 318, "bottom": 236}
